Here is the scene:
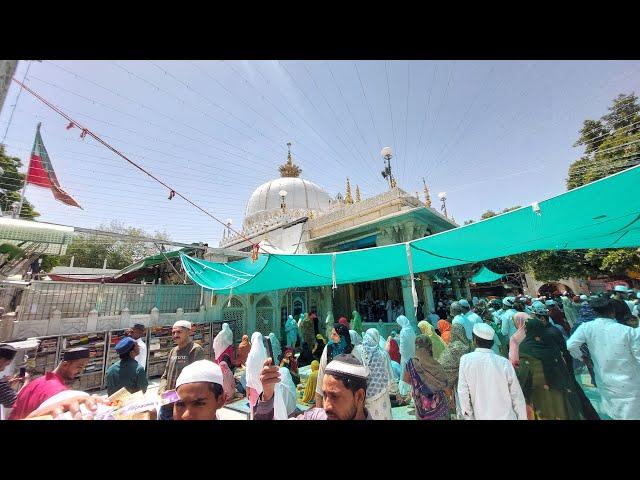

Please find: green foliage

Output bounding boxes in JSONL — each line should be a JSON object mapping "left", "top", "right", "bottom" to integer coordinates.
{"left": 40, "top": 254, "right": 61, "bottom": 272}
{"left": 54, "top": 220, "right": 172, "bottom": 270}
{"left": 480, "top": 206, "right": 522, "bottom": 220}
{"left": 0, "top": 243, "right": 24, "bottom": 261}
{"left": 0, "top": 145, "right": 38, "bottom": 219}
{"left": 567, "top": 93, "right": 640, "bottom": 190}
{"left": 463, "top": 219, "right": 475, "bottom": 225}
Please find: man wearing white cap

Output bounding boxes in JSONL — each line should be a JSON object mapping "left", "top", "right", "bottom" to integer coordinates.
{"left": 499, "top": 297, "right": 518, "bottom": 340}
{"left": 157, "top": 320, "right": 205, "bottom": 420}
{"left": 173, "top": 360, "right": 225, "bottom": 420}
{"left": 457, "top": 322, "right": 526, "bottom": 420}
{"left": 451, "top": 301, "right": 474, "bottom": 341}
{"left": 611, "top": 285, "right": 633, "bottom": 326}
{"left": 255, "top": 353, "right": 372, "bottom": 420}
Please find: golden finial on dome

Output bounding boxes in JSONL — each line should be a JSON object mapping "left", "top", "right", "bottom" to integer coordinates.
{"left": 279, "top": 142, "right": 302, "bottom": 178}
{"left": 355, "top": 185, "right": 361, "bottom": 202}
{"left": 345, "top": 178, "right": 353, "bottom": 204}
{"left": 422, "top": 177, "right": 431, "bottom": 207}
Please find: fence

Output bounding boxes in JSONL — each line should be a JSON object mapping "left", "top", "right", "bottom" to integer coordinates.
{"left": 17, "top": 281, "right": 202, "bottom": 321}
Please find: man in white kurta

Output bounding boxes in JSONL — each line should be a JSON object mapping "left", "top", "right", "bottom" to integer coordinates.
{"left": 566, "top": 297, "right": 640, "bottom": 420}
{"left": 457, "top": 323, "right": 527, "bottom": 420}
{"left": 131, "top": 323, "right": 147, "bottom": 371}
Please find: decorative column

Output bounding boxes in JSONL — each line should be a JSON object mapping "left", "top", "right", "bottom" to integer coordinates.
{"left": 449, "top": 268, "right": 462, "bottom": 299}
{"left": 348, "top": 284, "right": 356, "bottom": 313}
{"left": 401, "top": 277, "right": 416, "bottom": 322}
{"left": 421, "top": 274, "right": 435, "bottom": 314}
{"left": 463, "top": 277, "right": 472, "bottom": 300}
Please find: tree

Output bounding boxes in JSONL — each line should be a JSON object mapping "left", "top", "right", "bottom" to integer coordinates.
{"left": 567, "top": 93, "right": 640, "bottom": 190}
{"left": 54, "top": 221, "right": 172, "bottom": 270}
{"left": 479, "top": 205, "right": 521, "bottom": 220}
{"left": 0, "top": 145, "right": 38, "bottom": 218}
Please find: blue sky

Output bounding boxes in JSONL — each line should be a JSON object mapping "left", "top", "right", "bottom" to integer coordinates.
{"left": 1, "top": 60, "right": 639, "bottom": 245}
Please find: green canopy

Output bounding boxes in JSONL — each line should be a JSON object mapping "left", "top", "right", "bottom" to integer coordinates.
{"left": 116, "top": 247, "right": 196, "bottom": 278}
{"left": 470, "top": 266, "right": 504, "bottom": 284}
{"left": 182, "top": 165, "right": 640, "bottom": 294}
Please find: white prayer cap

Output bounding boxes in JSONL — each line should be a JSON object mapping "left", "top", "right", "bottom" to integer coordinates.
{"left": 613, "top": 285, "right": 629, "bottom": 293}
{"left": 176, "top": 359, "right": 223, "bottom": 388}
{"left": 472, "top": 322, "right": 495, "bottom": 341}
{"left": 503, "top": 297, "right": 514, "bottom": 307}
{"left": 325, "top": 354, "right": 369, "bottom": 379}
{"left": 173, "top": 320, "right": 192, "bottom": 330}
{"left": 458, "top": 299, "right": 470, "bottom": 308}
{"left": 580, "top": 295, "right": 588, "bottom": 301}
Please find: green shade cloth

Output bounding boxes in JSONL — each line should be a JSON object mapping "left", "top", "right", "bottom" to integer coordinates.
{"left": 470, "top": 266, "right": 504, "bottom": 284}
{"left": 115, "top": 247, "right": 196, "bottom": 278}
{"left": 182, "top": 165, "right": 640, "bottom": 294}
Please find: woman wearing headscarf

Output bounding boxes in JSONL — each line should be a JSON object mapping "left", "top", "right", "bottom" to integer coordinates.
{"left": 268, "top": 332, "right": 282, "bottom": 364}
{"left": 314, "top": 322, "right": 353, "bottom": 407}
{"left": 279, "top": 346, "right": 300, "bottom": 385}
{"left": 310, "top": 312, "right": 319, "bottom": 336}
{"left": 284, "top": 314, "right": 298, "bottom": 349}
{"left": 301, "top": 360, "right": 320, "bottom": 404}
{"left": 437, "top": 323, "right": 470, "bottom": 418}
{"left": 213, "top": 323, "right": 235, "bottom": 368}
{"left": 297, "top": 342, "right": 314, "bottom": 368}
{"left": 404, "top": 335, "right": 451, "bottom": 420}
{"left": 312, "top": 334, "right": 326, "bottom": 361}
{"left": 437, "top": 320, "right": 452, "bottom": 344}
{"left": 515, "top": 317, "right": 586, "bottom": 420}
{"left": 349, "top": 330, "right": 363, "bottom": 347}
{"left": 218, "top": 360, "right": 236, "bottom": 404}
{"left": 351, "top": 310, "right": 363, "bottom": 334}
{"left": 274, "top": 366, "right": 298, "bottom": 419}
{"left": 396, "top": 315, "right": 416, "bottom": 398}
{"left": 418, "top": 320, "right": 446, "bottom": 361}
{"left": 299, "top": 312, "right": 316, "bottom": 350}
{"left": 355, "top": 328, "right": 395, "bottom": 420}
{"left": 338, "top": 316, "right": 350, "bottom": 329}
{"left": 246, "top": 332, "right": 267, "bottom": 417}
{"left": 234, "top": 334, "right": 251, "bottom": 368}
{"left": 508, "top": 312, "right": 529, "bottom": 368}
{"left": 385, "top": 335, "right": 401, "bottom": 363}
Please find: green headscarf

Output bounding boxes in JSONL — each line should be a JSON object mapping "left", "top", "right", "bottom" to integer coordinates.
{"left": 351, "top": 310, "right": 363, "bottom": 334}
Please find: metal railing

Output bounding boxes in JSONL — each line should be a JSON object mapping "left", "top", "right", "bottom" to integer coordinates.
{"left": 17, "top": 281, "right": 201, "bottom": 321}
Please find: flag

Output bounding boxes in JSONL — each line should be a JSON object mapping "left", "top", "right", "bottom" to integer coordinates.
{"left": 26, "top": 123, "right": 82, "bottom": 209}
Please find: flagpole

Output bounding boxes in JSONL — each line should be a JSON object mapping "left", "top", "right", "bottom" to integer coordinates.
{"left": 15, "top": 122, "right": 40, "bottom": 218}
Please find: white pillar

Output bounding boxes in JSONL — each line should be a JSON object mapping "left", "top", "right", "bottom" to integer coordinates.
{"left": 86, "top": 309, "right": 99, "bottom": 332}
{"left": 463, "top": 277, "right": 472, "bottom": 300}
{"left": 401, "top": 277, "right": 416, "bottom": 322}
{"left": 247, "top": 295, "right": 257, "bottom": 336}
{"left": 119, "top": 307, "right": 131, "bottom": 329}
{"left": 47, "top": 309, "right": 62, "bottom": 336}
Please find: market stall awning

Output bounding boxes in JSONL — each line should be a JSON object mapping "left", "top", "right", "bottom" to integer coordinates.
{"left": 115, "top": 247, "right": 196, "bottom": 279}
{"left": 181, "top": 165, "right": 640, "bottom": 294}
{"left": 470, "top": 266, "right": 504, "bottom": 284}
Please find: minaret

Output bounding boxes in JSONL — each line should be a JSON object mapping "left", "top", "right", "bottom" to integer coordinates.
{"left": 279, "top": 142, "right": 302, "bottom": 178}
{"left": 355, "top": 185, "right": 361, "bottom": 202}
{"left": 422, "top": 177, "right": 432, "bottom": 207}
{"left": 345, "top": 178, "right": 354, "bottom": 204}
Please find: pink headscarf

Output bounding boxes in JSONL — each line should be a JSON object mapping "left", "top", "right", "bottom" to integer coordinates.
{"left": 508, "top": 312, "right": 529, "bottom": 367}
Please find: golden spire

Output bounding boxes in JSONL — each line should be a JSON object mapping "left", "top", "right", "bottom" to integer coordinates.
{"left": 355, "top": 185, "right": 361, "bottom": 202}
{"left": 279, "top": 142, "right": 302, "bottom": 178}
{"left": 390, "top": 177, "right": 397, "bottom": 188}
{"left": 345, "top": 178, "right": 353, "bottom": 204}
{"left": 422, "top": 177, "right": 431, "bottom": 207}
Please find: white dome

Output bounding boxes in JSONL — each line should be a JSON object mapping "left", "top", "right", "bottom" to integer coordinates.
{"left": 244, "top": 177, "right": 331, "bottom": 229}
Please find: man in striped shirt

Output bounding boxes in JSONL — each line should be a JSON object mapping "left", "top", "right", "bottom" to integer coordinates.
{"left": 0, "top": 344, "right": 31, "bottom": 414}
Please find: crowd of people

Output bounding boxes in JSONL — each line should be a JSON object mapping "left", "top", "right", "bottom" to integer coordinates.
{"left": 0, "top": 285, "right": 638, "bottom": 420}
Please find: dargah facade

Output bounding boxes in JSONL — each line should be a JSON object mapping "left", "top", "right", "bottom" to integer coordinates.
{"left": 215, "top": 145, "right": 466, "bottom": 342}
